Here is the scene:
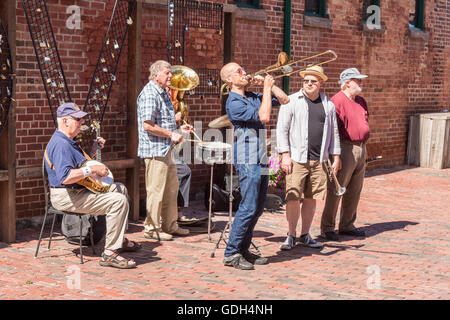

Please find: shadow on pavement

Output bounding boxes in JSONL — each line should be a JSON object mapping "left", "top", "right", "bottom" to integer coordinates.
{"left": 337, "top": 220, "right": 419, "bottom": 241}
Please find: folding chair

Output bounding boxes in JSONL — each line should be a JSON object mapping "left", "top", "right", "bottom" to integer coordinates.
{"left": 35, "top": 158, "right": 95, "bottom": 264}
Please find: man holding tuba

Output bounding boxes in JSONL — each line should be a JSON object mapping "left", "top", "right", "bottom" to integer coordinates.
{"left": 220, "top": 62, "right": 289, "bottom": 270}
{"left": 137, "top": 60, "right": 193, "bottom": 241}
{"left": 276, "top": 65, "right": 341, "bottom": 250}
{"left": 45, "top": 102, "right": 140, "bottom": 269}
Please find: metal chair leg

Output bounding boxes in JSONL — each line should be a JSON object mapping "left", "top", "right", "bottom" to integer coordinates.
{"left": 34, "top": 210, "right": 49, "bottom": 258}
{"left": 89, "top": 216, "right": 96, "bottom": 255}
{"left": 79, "top": 215, "right": 84, "bottom": 264}
{"left": 47, "top": 212, "right": 58, "bottom": 250}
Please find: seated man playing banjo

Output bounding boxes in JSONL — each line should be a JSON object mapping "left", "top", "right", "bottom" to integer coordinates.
{"left": 44, "top": 102, "right": 141, "bottom": 269}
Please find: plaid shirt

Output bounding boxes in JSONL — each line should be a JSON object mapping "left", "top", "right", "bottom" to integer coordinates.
{"left": 137, "top": 80, "right": 177, "bottom": 158}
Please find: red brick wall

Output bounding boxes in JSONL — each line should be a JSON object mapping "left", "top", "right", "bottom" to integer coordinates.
{"left": 11, "top": 0, "right": 449, "bottom": 219}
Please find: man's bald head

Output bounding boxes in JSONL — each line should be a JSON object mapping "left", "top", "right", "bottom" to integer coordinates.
{"left": 220, "top": 62, "right": 239, "bottom": 83}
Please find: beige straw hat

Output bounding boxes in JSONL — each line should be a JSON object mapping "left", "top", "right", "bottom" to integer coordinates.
{"left": 299, "top": 65, "right": 328, "bottom": 82}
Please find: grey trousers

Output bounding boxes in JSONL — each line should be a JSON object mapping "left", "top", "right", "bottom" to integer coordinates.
{"left": 321, "top": 142, "right": 367, "bottom": 233}
{"left": 176, "top": 162, "right": 191, "bottom": 207}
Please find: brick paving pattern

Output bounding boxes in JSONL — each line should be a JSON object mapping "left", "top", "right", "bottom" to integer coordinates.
{"left": 0, "top": 166, "right": 449, "bottom": 300}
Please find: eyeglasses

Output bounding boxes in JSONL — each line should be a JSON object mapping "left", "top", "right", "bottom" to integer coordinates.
{"left": 233, "top": 67, "right": 246, "bottom": 76}
{"left": 303, "top": 79, "right": 319, "bottom": 85}
{"left": 70, "top": 116, "right": 83, "bottom": 122}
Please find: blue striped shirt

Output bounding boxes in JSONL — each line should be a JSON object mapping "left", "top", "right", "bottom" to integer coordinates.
{"left": 137, "top": 80, "right": 177, "bottom": 158}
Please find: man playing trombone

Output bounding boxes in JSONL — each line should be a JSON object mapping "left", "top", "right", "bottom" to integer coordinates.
{"left": 277, "top": 65, "right": 341, "bottom": 250}
{"left": 220, "top": 62, "right": 289, "bottom": 270}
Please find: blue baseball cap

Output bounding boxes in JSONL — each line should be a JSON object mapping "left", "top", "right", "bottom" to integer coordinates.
{"left": 339, "top": 68, "right": 368, "bottom": 83}
{"left": 56, "top": 102, "right": 88, "bottom": 118}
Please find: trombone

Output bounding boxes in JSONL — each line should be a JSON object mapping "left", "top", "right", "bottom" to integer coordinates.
{"left": 220, "top": 50, "right": 337, "bottom": 96}
{"left": 324, "top": 159, "right": 346, "bottom": 196}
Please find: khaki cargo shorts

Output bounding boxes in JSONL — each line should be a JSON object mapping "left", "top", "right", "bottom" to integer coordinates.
{"left": 285, "top": 160, "right": 327, "bottom": 201}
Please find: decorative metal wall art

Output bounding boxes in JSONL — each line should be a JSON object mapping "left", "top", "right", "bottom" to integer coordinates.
{"left": 22, "top": 0, "right": 136, "bottom": 154}
{"left": 22, "top": 0, "right": 71, "bottom": 125}
{"left": 167, "top": 0, "right": 223, "bottom": 96}
{"left": 79, "top": 0, "right": 136, "bottom": 152}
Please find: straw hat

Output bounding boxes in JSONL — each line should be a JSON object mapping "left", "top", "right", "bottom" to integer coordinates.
{"left": 299, "top": 65, "right": 328, "bottom": 82}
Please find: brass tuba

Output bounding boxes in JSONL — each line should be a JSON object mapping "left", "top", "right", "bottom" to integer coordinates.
{"left": 169, "top": 65, "right": 199, "bottom": 126}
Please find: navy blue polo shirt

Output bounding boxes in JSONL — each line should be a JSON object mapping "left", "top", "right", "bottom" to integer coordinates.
{"left": 226, "top": 91, "right": 280, "bottom": 165}
{"left": 45, "top": 130, "right": 87, "bottom": 187}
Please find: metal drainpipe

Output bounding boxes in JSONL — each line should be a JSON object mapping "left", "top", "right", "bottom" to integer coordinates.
{"left": 283, "top": 0, "right": 292, "bottom": 95}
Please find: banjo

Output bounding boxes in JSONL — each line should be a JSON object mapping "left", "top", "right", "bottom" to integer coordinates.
{"left": 77, "top": 120, "right": 114, "bottom": 193}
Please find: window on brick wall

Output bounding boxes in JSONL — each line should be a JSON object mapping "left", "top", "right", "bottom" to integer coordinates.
{"left": 409, "top": 0, "right": 425, "bottom": 30}
{"left": 305, "top": 0, "right": 327, "bottom": 18}
{"left": 233, "top": 0, "right": 260, "bottom": 9}
{"left": 362, "top": 0, "right": 380, "bottom": 23}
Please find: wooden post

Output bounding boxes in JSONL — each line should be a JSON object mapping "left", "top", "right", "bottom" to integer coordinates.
{"left": 126, "top": 1, "right": 142, "bottom": 221}
{"left": 0, "top": 0, "right": 16, "bottom": 242}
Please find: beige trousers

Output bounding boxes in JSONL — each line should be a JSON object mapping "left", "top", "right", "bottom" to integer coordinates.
{"left": 321, "top": 142, "right": 367, "bottom": 233}
{"left": 50, "top": 182, "right": 129, "bottom": 251}
{"left": 144, "top": 150, "right": 179, "bottom": 234}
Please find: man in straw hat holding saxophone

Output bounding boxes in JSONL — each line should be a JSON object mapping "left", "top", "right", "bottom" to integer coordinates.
{"left": 276, "top": 65, "right": 341, "bottom": 250}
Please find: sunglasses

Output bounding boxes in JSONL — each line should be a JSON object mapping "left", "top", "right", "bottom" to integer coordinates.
{"left": 69, "top": 116, "right": 83, "bottom": 122}
{"left": 233, "top": 67, "right": 246, "bottom": 76}
{"left": 303, "top": 79, "right": 319, "bottom": 84}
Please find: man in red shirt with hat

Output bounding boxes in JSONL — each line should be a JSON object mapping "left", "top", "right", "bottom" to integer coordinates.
{"left": 321, "top": 68, "right": 370, "bottom": 241}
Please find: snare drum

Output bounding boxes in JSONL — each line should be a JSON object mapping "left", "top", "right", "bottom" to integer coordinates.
{"left": 195, "top": 141, "right": 231, "bottom": 165}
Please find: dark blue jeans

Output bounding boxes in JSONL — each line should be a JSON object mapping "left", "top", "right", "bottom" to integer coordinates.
{"left": 224, "top": 163, "right": 268, "bottom": 256}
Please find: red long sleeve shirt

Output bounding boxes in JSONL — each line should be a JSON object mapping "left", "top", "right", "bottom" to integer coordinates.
{"left": 331, "top": 91, "right": 370, "bottom": 143}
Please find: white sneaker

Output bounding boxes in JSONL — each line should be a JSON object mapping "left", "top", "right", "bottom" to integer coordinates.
{"left": 298, "top": 233, "right": 323, "bottom": 248}
{"left": 280, "top": 234, "right": 296, "bottom": 250}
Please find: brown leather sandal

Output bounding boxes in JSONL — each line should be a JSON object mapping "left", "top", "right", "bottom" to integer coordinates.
{"left": 118, "top": 238, "right": 142, "bottom": 253}
{"left": 99, "top": 251, "right": 136, "bottom": 269}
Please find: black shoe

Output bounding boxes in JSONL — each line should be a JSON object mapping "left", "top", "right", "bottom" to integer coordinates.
{"left": 321, "top": 231, "right": 339, "bottom": 241}
{"left": 339, "top": 228, "right": 366, "bottom": 237}
{"left": 242, "top": 250, "right": 268, "bottom": 265}
{"left": 223, "top": 253, "right": 254, "bottom": 270}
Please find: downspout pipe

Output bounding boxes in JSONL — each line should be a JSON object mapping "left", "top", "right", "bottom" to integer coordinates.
{"left": 283, "top": 0, "right": 292, "bottom": 95}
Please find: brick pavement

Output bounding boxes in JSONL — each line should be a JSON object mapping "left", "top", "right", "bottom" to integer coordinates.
{"left": 0, "top": 165, "right": 449, "bottom": 300}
